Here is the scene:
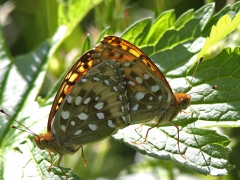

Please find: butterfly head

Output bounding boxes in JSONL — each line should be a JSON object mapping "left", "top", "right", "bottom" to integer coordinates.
{"left": 34, "top": 132, "right": 52, "bottom": 150}
{"left": 174, "top": 93, "right": 191, "bottom": 110}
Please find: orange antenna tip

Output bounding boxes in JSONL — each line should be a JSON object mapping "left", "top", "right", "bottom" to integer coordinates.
{"left": 212, "top": 85, "right": 217, "bottom": 89}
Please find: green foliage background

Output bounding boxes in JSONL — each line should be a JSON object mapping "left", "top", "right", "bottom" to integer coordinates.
{"left": 0, "top": 0, "right": 240, "bottom": 180}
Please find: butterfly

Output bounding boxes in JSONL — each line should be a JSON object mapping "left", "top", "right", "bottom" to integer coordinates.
{"left": 1, "top": 36, "right": 203, "bottom": 179}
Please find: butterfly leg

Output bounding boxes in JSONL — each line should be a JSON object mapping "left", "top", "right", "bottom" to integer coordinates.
{"left": 47, "top": 150, "right": 53, "bottom": 170}
{"left": 181, "top": 109, "right": 192, "bottom": 114}
{"left": 73, "top": 146, "right": 88, "bottom": 166}
{"left": 169, "top": 121, "right": 186, "bottom": 160}
{"left": 80, "top": 146, "right": 88, "bottom": 167}
{"left": 46, "top": 151, "right": 68, "bottom": 179}
{"left": 134, "top": 123, "right": 144, "bottom": 130}
{"left": 132, "top": 123, "right": 159, "bottom": 145}
{"left": 57, "top": 154, "right": 68, "bottom": 180}
{"left": 132, "top": 121, "right": 186, "bottom": 160}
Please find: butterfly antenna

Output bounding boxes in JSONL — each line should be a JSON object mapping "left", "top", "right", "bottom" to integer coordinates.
{"left": 0, "top": 109, "right": 38, "bottom": 137}
{"left": 11, "top": 125, "right": 36, "bottom": 136}
{"left": 188, "top": 85, "right": 217, "bottom": 95}
{"left": 189, "top": 57, "right": 203, "bottom": 85}
{"left": 188, "top": 57, "right": 217, "bottom": 93}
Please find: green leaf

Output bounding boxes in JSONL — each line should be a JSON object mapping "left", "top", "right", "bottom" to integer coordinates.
{"left": 202, "top": 2, "right": 240, "bottom": 36}
{"left": 197, "top": 13, "right": 240, "bottom": 61}
{"left": 194, "top": 3, "right": 215, "bottom": 30}
{"left": 192, "top": 48, "right": 240, "bottom": 128}
{"left": 113, "top": 126, "right": 233, "bottom": 175}
{"left": 52, "top": 0, "right": 103, "bottom": 56}
{"left": 81, "top": 35, "right": 92, "bottom": 55}
{"left": 121, "top": 18, "right": 152, "bottom": 46}
{"left": 4, "top": 139, "right": 82, "bottom": 180}
{"left": 97, "top": 26, "right": 112, "bottom": 43}
{"left": 141, "top": 10, "right": 175, "bottom": 46}
{"left": 0, "top": 22, "right": 50, "bottom": 148}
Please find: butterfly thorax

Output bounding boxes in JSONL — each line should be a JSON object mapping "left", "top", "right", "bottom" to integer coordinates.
{"left": 150, "top": 92, "right": 191, "bottom": 126}
{"left": 34, "top": 132, "right": 80, "bottom": 155}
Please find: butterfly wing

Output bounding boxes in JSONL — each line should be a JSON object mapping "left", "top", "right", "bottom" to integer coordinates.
{"left": 51, "top": 60, "right": 130, "bottom": 146}
{"left": 101, "top": 36, "right": 173, "bottom": 92}
{"left": 99, "top": 36, "right": 180, "bottom": 124}
{"left": 47, "top": 49, "right": 102, "bottom": 131}
{"left": 47, "top": 42, "right": 126, "bottom": 131}
{"left": 48, "top": 35, "right": 182, "bottom": 146}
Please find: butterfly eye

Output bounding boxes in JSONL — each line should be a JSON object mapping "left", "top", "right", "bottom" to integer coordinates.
{"left": 34, "top": 137, "right": 43, "bottom": 149}
{"left": 33, "top": 134, "right": 49, "bottom": 150}
{"left": 180, "top": 94, "right": 191, "bottom": 110}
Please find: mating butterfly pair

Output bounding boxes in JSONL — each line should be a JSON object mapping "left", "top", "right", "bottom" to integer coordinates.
{"left": 2, "top": 36, "right": 201, "bottom": 179}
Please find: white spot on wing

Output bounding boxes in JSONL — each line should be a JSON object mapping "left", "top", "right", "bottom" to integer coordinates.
{"left": 97, "top": 112, "right": 105, "bottom": 120}
{"left": 108, "top": 120, "right": 116, "bottom": 128}
{"left": 89, "top": 124, "right": 98, "bottom": 131}
{"left": 147, "top": 105, "right": 152, "bottom": 109}
{"left": 118, "top": 94, "right": 123, "bottom": 101}
{"left": 151, "top": 85, "right": 160, "bottom": 92}
{"left": 95, "top": 96, "right": 100, "bottom": 101}
{"left": 67, "top": 96, "right": 73, "bottom": 104}
{"left": 124, "top": 62, "right": 131, "bottom": 66}
{"left": 135, "top": 92, "right": 145, "bottom": 100}
{"left": 104, "top": 79, "right": 110, "bottom": 86}
{"left": 113, "top": 86, "right": 118, "bottom": 91}
{"left": 61, "top": 125, "right": 66, "bottom": 132}
{"left": 159, "top": 95, "right": 162, "bottom": 101}
{"left": 135, "top": 77, "right": 142, "bottom": 84}
{"left": 144, "top": 74, "right": 150, "bottom": 79}
{"left": 75, "top": 96, "right": 82, "bottom": 105}
{"left": 74, "top": 130, "right": 82, "bottom": 135}
{"left": 121, "top": 105, "right": 125, "bottom": 113}
{"left": 61, "top": 111, "right": 70, "bottom": 120}
{"left": 83, "top": 97, "right": 91, "bottom": 104}
{"left": 132, "top": 104, "right": 139, "bottom": 111}
{"left": 71, "top": 121, "right": 75, "bottom": 126}
{"left": 93, "top": 77, "right": 100, "bottom": 81}
{"left": 94, "top": 102, "right": 104, "bottom": 110}
{"left": 81, "top": 78, "right": 87, "bottom": 82}
{"left": 122, "top": 116, "right": 126, "bottom": 122}
{"left": 128, "top": 81, "right": 136, "bottom": 86}
{"left": 78, "top": 113, "right": 88, "bottom": 120}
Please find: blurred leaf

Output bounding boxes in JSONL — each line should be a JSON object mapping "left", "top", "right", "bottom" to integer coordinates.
{"left": 0, "top": 22, "right": 50, "bottom": 148}
{"left": 197, "top": 13, "right": 240, "bottom": 61}
{"left": 81, "top": 35, "right": 92, "bottom": 55}
{"left": 52, "top": 0, "right": 103, "bottom": 55}
{"left": 97, "top": 26, "right": 112, "bottom": 43}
